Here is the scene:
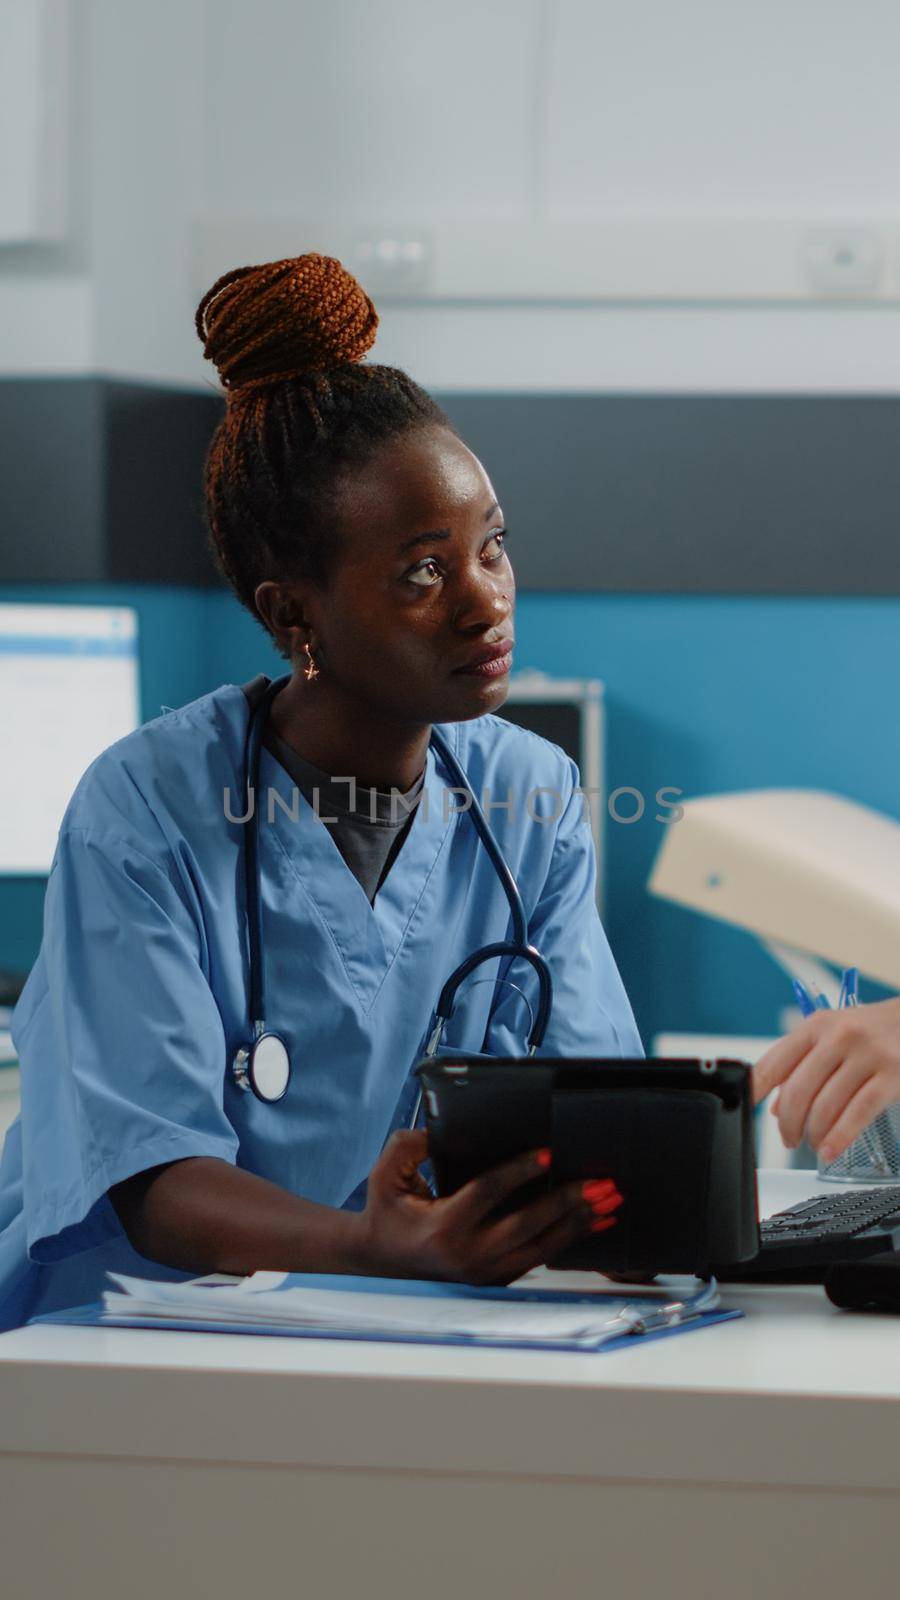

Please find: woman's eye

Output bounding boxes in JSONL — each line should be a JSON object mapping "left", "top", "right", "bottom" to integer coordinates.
{"left": 405, "top": 530, "right": 509, "bottom": 589}
{"left": 407, "top": 560, "right": 443, "bottom": 589}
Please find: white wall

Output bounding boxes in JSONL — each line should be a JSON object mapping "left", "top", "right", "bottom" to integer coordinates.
{"left": 5, "top": 0, "right": 900, "bottom": 390}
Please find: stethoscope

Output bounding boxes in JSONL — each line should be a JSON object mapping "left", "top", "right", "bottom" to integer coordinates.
{"left": 231, "top": 673, "right": 553, "bottom": 1122}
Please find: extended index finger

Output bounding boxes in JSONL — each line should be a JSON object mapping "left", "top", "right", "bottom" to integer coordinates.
{"left": 752, "top": 1017, "right": 823, "bottom": 1103}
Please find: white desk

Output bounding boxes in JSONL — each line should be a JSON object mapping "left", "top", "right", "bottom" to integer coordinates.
{"left": 1, "top": 1172, "right": 898, "bottom": 1600}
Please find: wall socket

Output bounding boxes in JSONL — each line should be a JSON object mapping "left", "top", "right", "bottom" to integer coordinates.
{"left": 803, "top": 228, "right": 884, "bottom": 294}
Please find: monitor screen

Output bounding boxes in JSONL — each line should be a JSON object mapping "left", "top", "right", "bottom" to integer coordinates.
{"left": 0, "top": 603, "right": 139, "bottom": 874}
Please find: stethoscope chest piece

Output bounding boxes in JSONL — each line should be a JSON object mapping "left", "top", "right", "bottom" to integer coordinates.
{"left": 233, "top": 1031, "right": 291, "bottom": 1103}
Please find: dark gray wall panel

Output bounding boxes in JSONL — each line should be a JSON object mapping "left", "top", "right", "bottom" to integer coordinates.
{"left": 0, "top": 378, "right": 225, "bottom": 587}
{"left": 104, "top": 383, "right": 226, "bottom": 585}
{"left": 3, "top": 381, "right": 900, "bottom": 591}
{"left": 0, "top": 378, "right": 105, "bottom": 580}
{"left": 437, "top": 394, "right": 900, "bottom": 594}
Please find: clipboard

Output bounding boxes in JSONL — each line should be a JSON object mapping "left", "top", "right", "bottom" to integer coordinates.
{"left": 29, "top": 1270, "right": 744, "bottom": 1354}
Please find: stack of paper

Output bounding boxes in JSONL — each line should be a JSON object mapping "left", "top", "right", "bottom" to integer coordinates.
{"left": 100, "top": 1270, "right": 732, "bottom": 1352}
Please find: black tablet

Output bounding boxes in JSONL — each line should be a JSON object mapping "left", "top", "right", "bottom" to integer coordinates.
{"left": 414, "top": 1055, "right": 759, "bottom": 1274}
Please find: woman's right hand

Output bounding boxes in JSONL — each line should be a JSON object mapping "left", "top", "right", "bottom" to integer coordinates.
{"left": 355, "top": 1129, "right": 623, "bottom": 1285}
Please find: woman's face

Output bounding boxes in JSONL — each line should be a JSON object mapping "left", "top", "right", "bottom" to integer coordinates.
{"left": 298, "top": 424, "right": 516, "bottom": 727}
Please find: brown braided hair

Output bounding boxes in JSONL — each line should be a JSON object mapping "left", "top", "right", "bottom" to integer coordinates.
{"left": 196, "top": 253, "right": 453, "bottom": 655}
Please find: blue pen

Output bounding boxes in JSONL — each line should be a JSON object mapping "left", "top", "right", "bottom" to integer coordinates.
{"left": 807, "top": 979, "right": 831, "bottom": 1011}
{"left": 844, "top": 967, "right": 859, "bottom": 1008}
{"left": 792, "top": 979, "right": 816, "bottom": 1018}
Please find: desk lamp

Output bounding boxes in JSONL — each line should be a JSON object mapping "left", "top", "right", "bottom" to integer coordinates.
{"left": 648, "top": 790, "right": 900, "bottom": 1178}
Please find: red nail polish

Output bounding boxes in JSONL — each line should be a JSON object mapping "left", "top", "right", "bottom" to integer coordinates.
{"left": 535, "top": 1148, "right": 552, "bottom": 1170}
{"left": 582, "top": 1179, "right": 615, "bottom": 1199}
{"left": 590, "top": 1216, "right": 617, "bottom": 1232}
{"left": 589, "top": 1193, "right": 622, "bottom": 1217}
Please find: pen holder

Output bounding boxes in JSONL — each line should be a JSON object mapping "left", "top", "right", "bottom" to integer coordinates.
{"left": 817, "top": 1102, "right": 900, "bottom": 1183}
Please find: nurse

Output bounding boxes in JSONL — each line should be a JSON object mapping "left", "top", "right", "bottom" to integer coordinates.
{"left": 0, "top": 253, "right": 642, "bottom": 1331}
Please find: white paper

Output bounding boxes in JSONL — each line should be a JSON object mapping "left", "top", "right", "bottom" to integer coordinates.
{"left": 103, "top": 1272, "right": 717, "bottom": 1349}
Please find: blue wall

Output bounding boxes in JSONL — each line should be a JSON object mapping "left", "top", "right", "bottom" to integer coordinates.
{"left": 2, "top": 585, "right": 897, "bottom": 1045}
{"left": 516, "top": 594, "right": 900, "bottom": 1041}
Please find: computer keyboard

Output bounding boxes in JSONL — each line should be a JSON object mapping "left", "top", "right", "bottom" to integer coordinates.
{"left": 716, "top": 1184, "right": 900, "bottom": 1283}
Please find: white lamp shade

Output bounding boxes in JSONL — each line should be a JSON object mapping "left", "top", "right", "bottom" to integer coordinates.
{"left": 648, "top": 789, "right": 900, "bottom": 990}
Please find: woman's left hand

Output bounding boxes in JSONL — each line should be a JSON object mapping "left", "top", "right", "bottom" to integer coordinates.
{"left": 752, "top": 997, "right": 900, "bottom": 1162}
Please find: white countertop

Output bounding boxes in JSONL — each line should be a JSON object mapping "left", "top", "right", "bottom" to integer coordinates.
{"left": 1, "top": 1171, "right": 897, "bottom": 1492}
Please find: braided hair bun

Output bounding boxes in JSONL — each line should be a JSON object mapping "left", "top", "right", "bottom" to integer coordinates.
{"left": 195, "top": 251, "right": 451, "bottom": 647}
{"left": 195, "top": 252, "right": 379, "bottom": 392}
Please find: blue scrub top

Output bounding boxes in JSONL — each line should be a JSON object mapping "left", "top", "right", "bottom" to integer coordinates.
{"left": 0, "top": 684, "right": 643, "bottom": 1329}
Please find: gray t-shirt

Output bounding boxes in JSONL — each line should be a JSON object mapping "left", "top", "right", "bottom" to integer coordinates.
{"left": 240, "top": 676, "right": 426, "bottom": 905}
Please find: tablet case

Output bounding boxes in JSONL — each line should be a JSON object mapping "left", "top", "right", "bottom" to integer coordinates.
{"left": 549, "top": 1087, "right": 717, "bottom": 1271}
{"left": 415, "top": 1056, "right": 759, "bottom": 1275}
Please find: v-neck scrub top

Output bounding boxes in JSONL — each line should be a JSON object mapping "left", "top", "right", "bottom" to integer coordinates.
{"left": 251, "top": 674, "right": 427, "bottom": 905}
{"left": 0, "top": 683, "right": 643, "bottom": 1330}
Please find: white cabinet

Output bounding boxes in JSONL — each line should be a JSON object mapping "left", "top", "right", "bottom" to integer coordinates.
{"left": 0, "top": 0, "right": 68, "bottom": 244}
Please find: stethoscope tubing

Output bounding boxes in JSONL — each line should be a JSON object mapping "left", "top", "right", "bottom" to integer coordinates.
{"left": 235, "top": 674, "right": 553, "bottom": 1102}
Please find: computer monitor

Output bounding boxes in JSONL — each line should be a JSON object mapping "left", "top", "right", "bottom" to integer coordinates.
{"left": 0, "top": 603, "right": 139, "bottom": 874}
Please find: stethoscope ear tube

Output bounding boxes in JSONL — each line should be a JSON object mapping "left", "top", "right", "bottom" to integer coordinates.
{"left": 422, "top": 723, "right": 554, "bottom": 1071}
{"left": 232, "top": 674, "right": 293, "bottom": 1103}
{"left": 427, "top": 724, "right": 531, "bottom": 952}
{"left": 432, "top": 940, "right": 551, "bottom": 1054}
{"left": 243, "top": 674, "right": 292, "bottom": 1032}
{"left": 408, "top": 937, "right": 552, "bottom": 1129}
